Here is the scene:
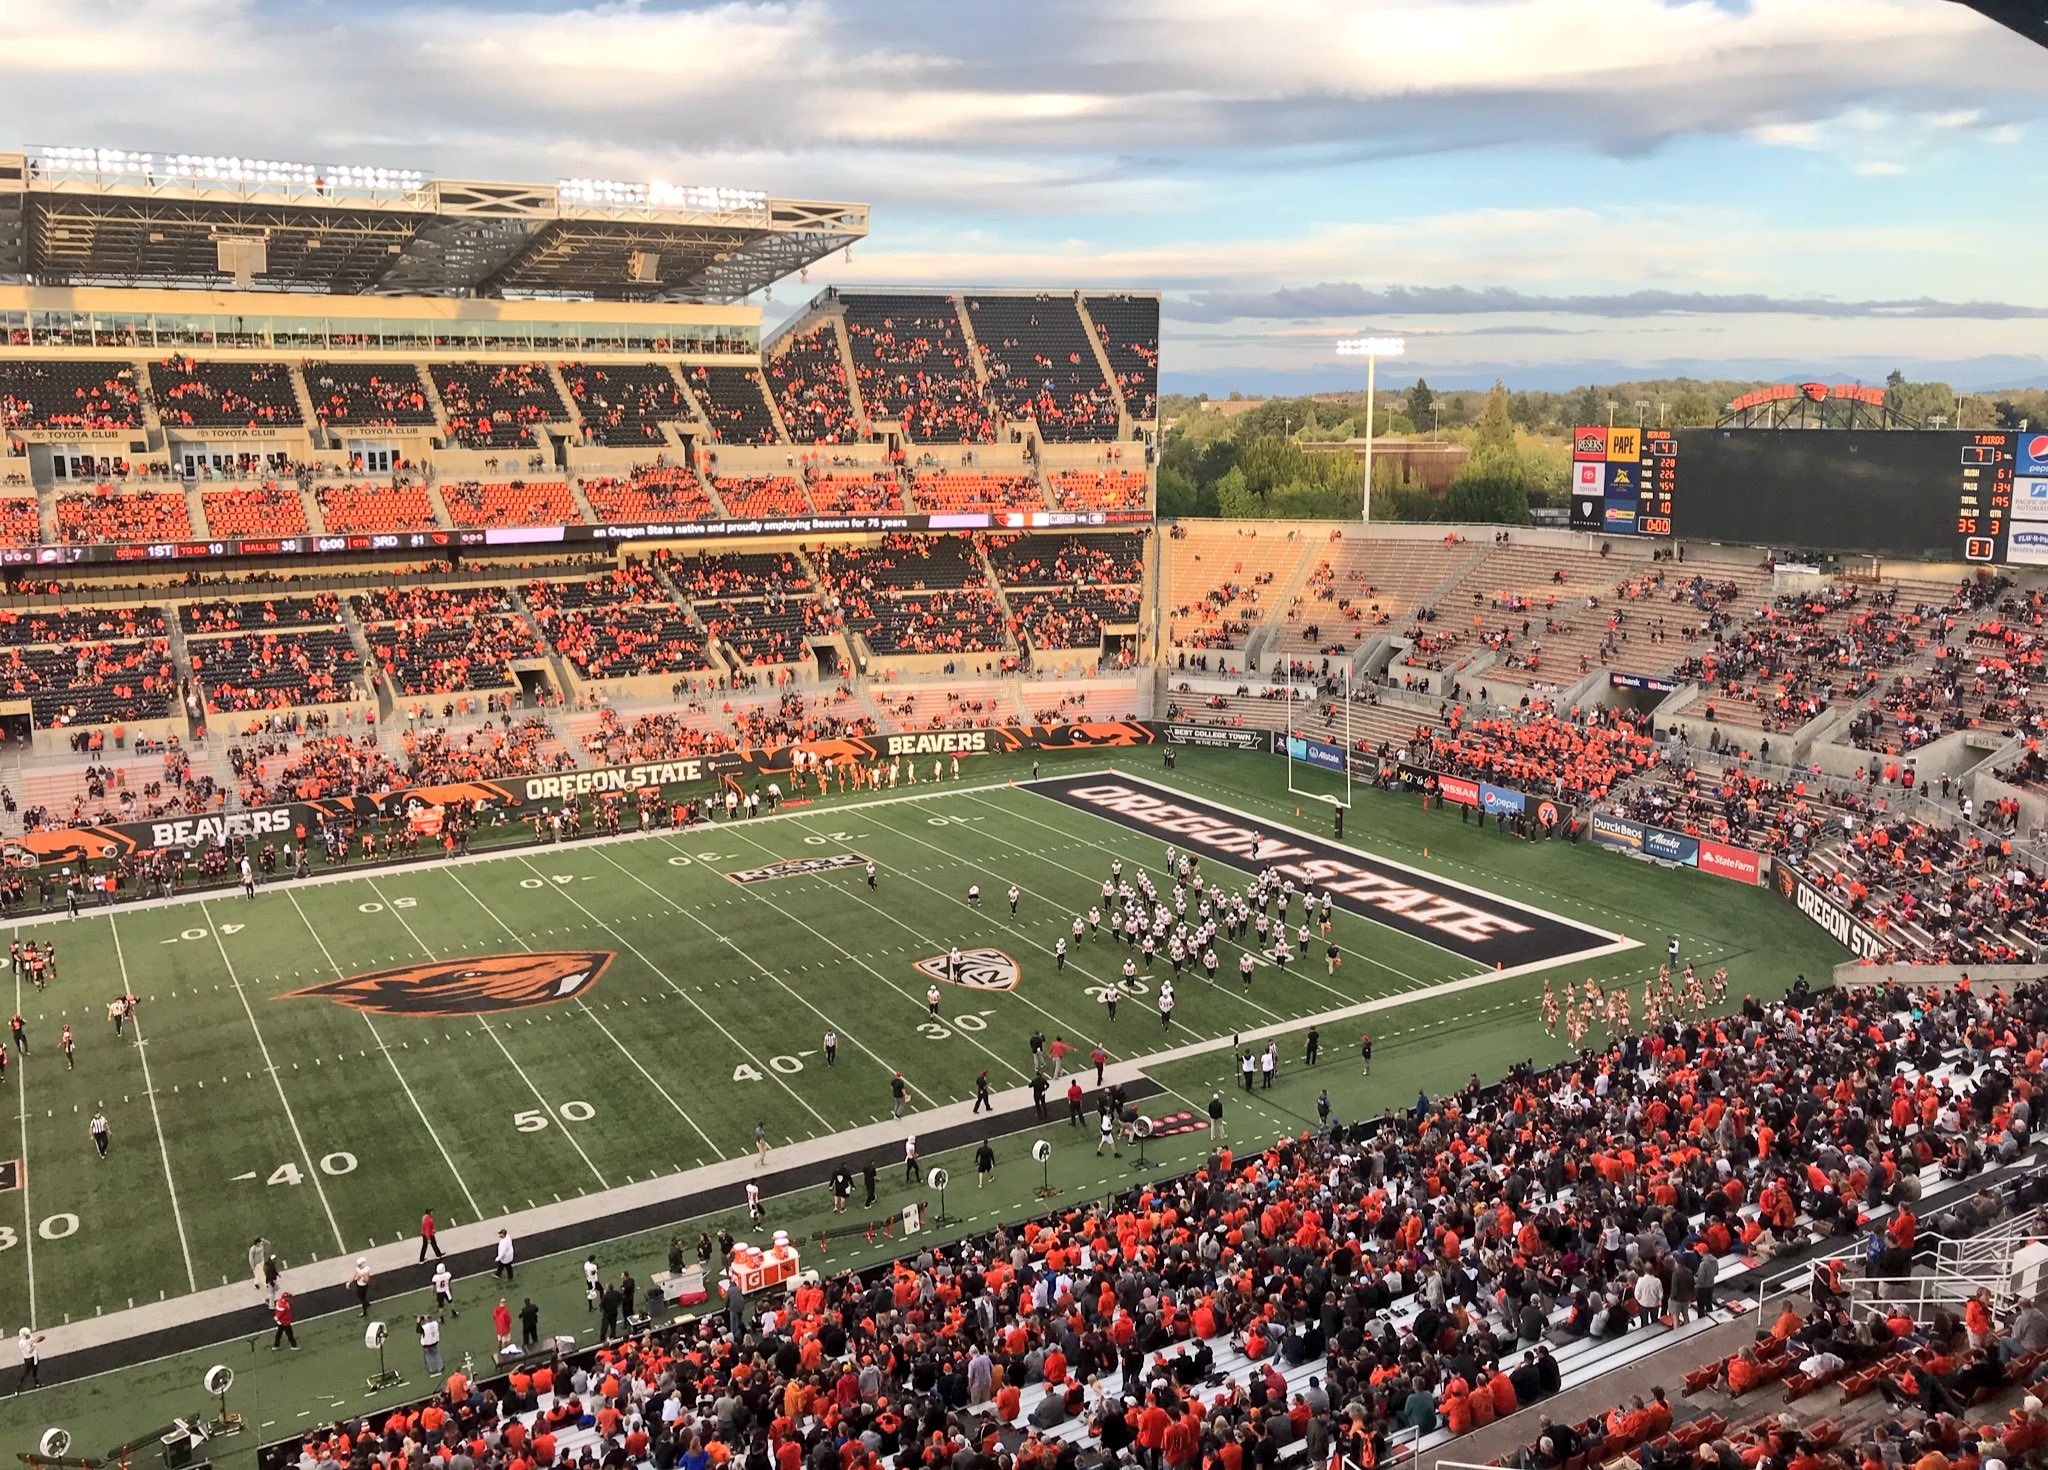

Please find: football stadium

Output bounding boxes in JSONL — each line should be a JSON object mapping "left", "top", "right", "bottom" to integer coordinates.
{"left": 2, "top": 5, "right": 2048, "bottom": 1466}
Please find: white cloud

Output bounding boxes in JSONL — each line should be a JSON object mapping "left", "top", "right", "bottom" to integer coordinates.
{"left": 1854, "top": 160, "right": 1909, "bottom": 177}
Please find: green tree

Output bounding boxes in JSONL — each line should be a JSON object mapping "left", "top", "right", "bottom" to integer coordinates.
{"left": 1571, "top": 386, "right": 1603, "bottom": 428}
{"left": 1474, "top": 379, "right": 1515, "bottom": 454}
{"left": 1666, "top": 392, "right": 1718, "bottom": 428}
{"left": 1443, "top": 446, "right": 1533, "bottom": 525}
{"left": 1214, "top": 466, "right": 1259, "bottom": 519}
{"left": 1406, "top": 378, "right": 1436, "bottom": 433}
{"left": 1156, "top": 463, "right": 1199, "bottom": 518}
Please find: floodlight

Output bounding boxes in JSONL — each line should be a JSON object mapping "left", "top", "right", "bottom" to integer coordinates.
{"left": 1335, "top": 337, "right": 1406, "bottom": 357}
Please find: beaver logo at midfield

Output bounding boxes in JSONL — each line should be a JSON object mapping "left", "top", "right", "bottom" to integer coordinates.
{"left": 282, "top": 950, "right": 615, "bottom": 1017}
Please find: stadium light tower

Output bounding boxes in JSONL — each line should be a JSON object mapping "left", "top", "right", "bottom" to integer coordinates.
{"left": 1335, "top": 337, "right": 1404, "bottom": 522}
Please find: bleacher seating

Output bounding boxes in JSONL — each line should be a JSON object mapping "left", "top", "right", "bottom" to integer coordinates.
{"left": 766, "top": 322, "right": 858, "bottom": 443}
{"left": 713, "top": 474, "right": 810, "bottom": 518}
{"left": 814, "top": 533, "right": 988, "bottom": 592}
{"left": 0, "top": 640, "right": 177, "bottom": 727}
{"left": 840, "top": 293, "right": 995, "bottom": 443}
{"left": 190, "top": 627, "right": 367, "bottom": 712}
{"left": 179, "top": 595, "right": 342, "bottom": 636}
{"left": 439, "top": 479, "right": 579, "bottom": 530}
{"left": 526, "top": 566, "right": 712, "bottom": 681}
{"left": 0, "top": 606, "right": 169, "bottom": 645}
{"left": 314, "top": 480, "right": 439, "bottom": 534}
{"left": 579, "top": 465, "right": 716, "bottom": 524}
{"left": 302, "top": 362, "right": 435, "bottom": 429}
{"left": 1008, "top": 586, "right": 1140, "bottom": 649}
{"left": 986, "top": 532, "right": 1145, "bottom": 587}
{"left": 1165, "top": 523, "right": 1313, "bottom": 649}
{"left": 1086, "top": 293, "right": 1159, "bottom": 420}
{"left": 355, "top": 586, "right": 543, "bottom": 697}
{"left": 0, "top": 360, "right": 145, "bottom": 431}
{"left": 809, "top": 470, "right": 904, "bottom": 516}
{"left": 561, "top": 362, "right": 684, "bottom": 447}
{"left": 873, "top": 680, "right": 1022, "bottom": 731}
{"left": 696, "top": 596, "right": 830, "bottom": 668}
{"left": 907, "top": 471, "right": 1047, "bottom": 515}
{"left": 685, "top": 365, "right": 780, "bottom": 445}
{"left": 661, "top": 549, "right": 813, "bottom": 600}
{"left": 1049, "top": 466, "right": 1148, "bottom": 513}
{"left": 0, "top": 498, "right": 41, "bottom": 547}
{"left": 150, "top": 356, "right": 302, "bottom": 428}
{"left": 434, "top": 362, "right": 567, "bottom": 448}
{"left": 201, "top": 483, "right": 310, "bottom": 538}
{"left": 1274, "top": 534, "right": 1473, "bottom": 660}
{"left": 55, "top": 487, "right": 194, "bottom": 544}
{"left": 966, "top": 294, "right": 1118, "bottom": 440}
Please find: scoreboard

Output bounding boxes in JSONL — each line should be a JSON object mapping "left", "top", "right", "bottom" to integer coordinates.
{"left": 1669, "top": 428, "right": 2048, "bottom": 563}
{"left": 1569, "top": 425, "right": 1675, "bottom": 537}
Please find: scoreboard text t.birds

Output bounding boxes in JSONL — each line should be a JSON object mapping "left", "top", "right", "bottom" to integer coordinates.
{"left": 1569, "top": 425, "right": 1676, "bottom": 536}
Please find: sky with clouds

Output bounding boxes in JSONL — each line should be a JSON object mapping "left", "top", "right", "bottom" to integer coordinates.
{"left": 6, "top": 0, "right": 2045, "bottom": 393}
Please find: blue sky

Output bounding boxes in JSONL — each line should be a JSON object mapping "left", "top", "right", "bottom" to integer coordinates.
{"left": 7, "top": 0, "right": 2045, "bottom": 392}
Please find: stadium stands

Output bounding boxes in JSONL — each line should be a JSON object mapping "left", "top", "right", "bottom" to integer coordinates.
{"left": 0, "top": 639, "right": 177, "bottom": 727}
{"left": 1049, "top": 466, "right": 1149, "bottom": 513}
{"left": 809, "top": 470, "right": 905, "bottom": 516}
{"left": 1166, "top": 524, "right": 1313, "bottom": 650}
{"left": 149, "top": 355, "right": 303, "bottom": 428}
{"left": 179, "top": 595, "right": 342, "bottom": 636}
{"left": 965, "top": 293, "right": 1118, "bottom": 440}
{"left": 55, "top": 486, "right": 194, "bottom": 544}
{"left": 190, "top": 627, "right": 367, "bottom": 712}
{"left": 439, "top": 479, "right": 579, "bottom": 529}
{"left": 435, "top": 362, "right": 568, "bottom": 448}
{"left": 987, "top": 531, "right": 1146, "bottom": 587}
{"left": 0, "top": 497, "right": 41, "bottom": 547}
{"left": 200, "top": 482, "right": 311, "bottom": 538}
{"left": 713, "top": 473, "right": 811, "bottom": 518}
{"left": 314, "top": 480, "right": 439, "bottom": 534}
{"left": 685, "top": 365, "right": 780, "bottom": 445}
{"left": 766, "top": 322, "right": 859, "bottom": 443}
{"left": 561, "top": 361, "right": 686, "bottom": 447}
{"left": 1086, "top": 292, "right": 1160, "bottom": 421}
{"left": 0, "top": 359, "right": 145, "bottom": 431}
{"left": 696, "top": 594, "right": 831, "bottom": 668}
{"left": 1008, "top": 586, "right": 1141, "bottom": 650}
{"left": 580, "top": 465, "right": 717, "bottom": 524}
{"left": 907, "top": 471, "right": 1048, "bottom": 515}
{"left": 1274, "top": 533, "right": 1474, "bottom": 660}
{"left": 873, "top": 679, "right": 1022, "bottom": 731}
{"left": 526, "top": 566, "right": 713, "bottom": 681}
{"left": 356, "top": 585, "right": 544, "bottom": 697}
{"left": 840, "top": 293, "right": 995, "bottom": 443}
{"left": 302, "top": 361, "right": 436, "bottom": 429}
{"left": 815, "top": 535, "right": 1008, "bottom": 657}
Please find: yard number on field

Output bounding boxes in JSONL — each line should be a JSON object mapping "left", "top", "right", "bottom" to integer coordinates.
{"left": 160, "top": 924, "right": 245, "bottom": 943}
{"left": 513, "top": 1100, "right": 596, "bottom": 1131}
{"left": 732, "top": 1053, "right": 811, "bottom": 1082}
{"left": 247, "top": 1152, "right": 357, "bottom": 1186}
{"left": 0, "top": 1214, "right": 79, "bottom": 1250}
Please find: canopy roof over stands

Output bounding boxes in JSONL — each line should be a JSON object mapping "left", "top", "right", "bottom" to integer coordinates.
{"left": 0, "top": 149, "right": 868, "bottom": 303}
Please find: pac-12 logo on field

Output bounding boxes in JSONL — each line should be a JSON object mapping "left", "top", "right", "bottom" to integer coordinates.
{"left": 914, "top": 948, "right": 1020, "bottom": 992}
{"left": 281, "top": 950, "right": 616, "bottom": 1017}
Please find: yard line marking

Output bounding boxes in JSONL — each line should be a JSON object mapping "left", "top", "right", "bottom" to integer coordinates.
{"left": 437, "top": 872, "right": 720, "bottom": 1159}
{"left": 11, "top": 950, "right": 35, "bottom": 1329}
{"left": 202, "top": 901, "right": 348, "bottom": 1257}
{"left": 503, "top": 854, "right": 837, "bottom": 1132}
{"left": 109, "top": 916, "right": 197, "bottom": 1294}
{"left": 591, "top": 843, "right": 945, "bottom": 1082}
{"left": 283, "top": 889, "right": 482, "bottom": 1222}
{"left": 357, "top": 876, "right": 610, "bottom": 1191}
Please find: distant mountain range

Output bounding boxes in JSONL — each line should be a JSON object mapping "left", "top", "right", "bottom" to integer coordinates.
{"left": 1163, "top": 355, "right": 2048, "bottom": 398}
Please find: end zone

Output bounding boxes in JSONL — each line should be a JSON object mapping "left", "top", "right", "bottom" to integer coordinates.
{"left": 1024, "top": 771, "right": 1633, "bottom": 973}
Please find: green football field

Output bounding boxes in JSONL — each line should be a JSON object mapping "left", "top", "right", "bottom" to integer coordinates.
{"left": 0, "top": 746, "right": 1846, "bottom": 1452}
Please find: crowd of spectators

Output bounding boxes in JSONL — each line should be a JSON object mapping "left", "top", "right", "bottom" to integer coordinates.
{"left": 911, "top": 472, "right": 1047, "bottom": 515}
{"left": 580, "top": 465, "right": 717, "bottom": 525}
{"left": 687, "top": 366, "right": 782, "bottom": 445}
{"left": 662, "top": 549, "right": 814, "bottom": 601}
{"left": 150, "top": 356, "right": 303, "bottom": 429}
{"left": 841, "top": 295, "right": 996, "bottom": 443}
{"left": 814, "top": 535, "right": 988, "bottom": 595}
{"left": 0, "top": 498, "right": 40, "bottom": 548}
{"left": 441, "top": 480, "right": 579, "bottom": 530}
{"left": 0, "top": 638, "right": 178, "bottom": 727}
{"left": 1086, "top": 293, "right": 1160, "bottom": 421}
{"left": 1050, "top": 468, "right": 1149, "bottom": 513}
{"left": 0, "top": 604, "right": 169, "bottom": 645}
{"left": 357, "top": 586, "right": 544, "bottom": 697}
{"left": 1806, "top": 814, "right": 2048, "bottom": 964}
{"left": 202, "top": 482, "right": 311, "bottom": 538}
{"left": 716, "top": 475, "right": 812, "bottom": 518}
{"left": 699, "top": 596, "right": 831, "bottom": 669}
{"left": 563, "top": 363, "right": 687, "bottom": 447}
{"left": 767, "top": 323, "right": 859, "bottom": 444}
{"left": 55, "top": 486, "right": 195, "bottom": 544}
{"left": 987, "top": 533, "right": 1145, "bottom": 588}
{"left": 0, "top": 359, "right": 144, "bottom": 431}
{"left": 315, "top": 480, "right": 440, "bottom": 534}
{"left": 235, "top": 718, "right": 576, "bottom": 805}
{"left": 967, "top": 294, "right": 1120, "bottom": 441}
{"left": 1419, "top": 704, "right": 1657, "bottom": 804}
{"left": 437, "top": 363, "right": 567, "bottom": 449}
{"left": 191, "top": 627, "right": 368, "bottom": 713}
{"left": 179, "top": 594, "right": 342, "bottom": 636}
{"left": 1604, "top": 754, "right": 1873, "bottom": 863}
{"left": 810, "top": 471, "right": 906, "bottom": 516}
{"left": 304, "top": 362, "right": 436, "bottom": 429}
{"left": 1009, "top": 587, "right": 1141, "bottom": 651}
{"left": 527, "top": 567, "right": 712, "bottom": 682}
{"left": 1675, "top": 584, "right": 1929, "bottom": 734}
